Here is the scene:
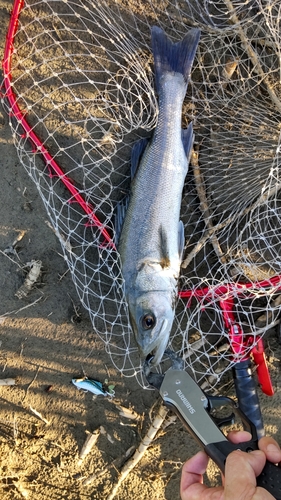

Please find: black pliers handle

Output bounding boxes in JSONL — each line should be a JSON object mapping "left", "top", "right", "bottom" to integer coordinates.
{"left": 144, "top": 351, "right": 281, "bottom": 499}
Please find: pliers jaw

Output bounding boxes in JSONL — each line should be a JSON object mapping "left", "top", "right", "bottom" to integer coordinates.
{"left": 143, "top": 349, "right": 184, "bottom": 390}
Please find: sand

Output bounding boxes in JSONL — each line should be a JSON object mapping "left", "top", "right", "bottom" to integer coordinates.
{"left": 1, "top": 2, "right": 281, "bottom": 499}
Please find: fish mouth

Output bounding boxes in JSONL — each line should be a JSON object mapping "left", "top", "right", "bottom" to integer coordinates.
{"left": 138, "top": 318, "right": 169, "bottom": 367}
{"left": 147, "top": 345, "right": 166, "bottom": 367}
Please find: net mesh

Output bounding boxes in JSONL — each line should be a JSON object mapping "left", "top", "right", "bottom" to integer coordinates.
{"left": 2, "top": 0, "right": 281, "bottom": 388}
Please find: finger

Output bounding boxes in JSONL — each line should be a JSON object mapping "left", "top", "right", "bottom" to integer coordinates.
{"left": 227, "top": 430, "right": 252, "bottom": 444}
{"left": 224, "top": 449, "right": 267, "bottom": 500}
{"left": 220, "top": 431, "right": 253, "bottom": 487}
{"left": 258, "top": 436, "right": 281, "bottom": 464}
{"left": 181, "top": 451, "right": 224, "bottom": 500}
{"left": 180, "top": 482, "right": 224, "bottom": 500}
{"left": 180, "top": 451, "right": 209, "bottom": 492}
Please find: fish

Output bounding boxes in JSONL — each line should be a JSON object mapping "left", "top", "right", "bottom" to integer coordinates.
{"left": 117, "top": 26, "right": 200, "bottom": 366}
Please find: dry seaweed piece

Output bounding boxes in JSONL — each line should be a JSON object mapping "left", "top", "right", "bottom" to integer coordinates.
{"left": 15, "top": 260, "right": 42, "bottom": 299}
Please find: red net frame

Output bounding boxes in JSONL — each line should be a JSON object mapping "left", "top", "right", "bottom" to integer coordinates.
{"left": 2, "top": 0, "right": 115, "bottom": 249}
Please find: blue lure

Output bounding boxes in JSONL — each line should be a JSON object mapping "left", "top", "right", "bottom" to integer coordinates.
{"left": 72, "top": 377, "right": 114, "bottom": 397}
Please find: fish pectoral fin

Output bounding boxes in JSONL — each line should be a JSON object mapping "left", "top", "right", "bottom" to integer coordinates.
{"left": 159, "top": 225, "right": 171, "bottom": 269}
{"left": 181, "top": 122, "right": 194, "bottom": 159}
{"left": 178, "top": 220, "right": 185, "bottom": 261}
{"left": 114, "top": 194, "right": 130, "bottom": 245}
{"left": 131, "top": 138, "right": 150, "bottom": 179}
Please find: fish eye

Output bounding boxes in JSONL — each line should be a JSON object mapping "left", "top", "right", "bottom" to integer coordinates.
{"left": 141, "top": 313, "right": 156, "bottom": 330}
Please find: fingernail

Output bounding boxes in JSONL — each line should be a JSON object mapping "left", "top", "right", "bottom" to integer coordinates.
{"left": 266, "top": 443, "right": 281, "bottom": 454}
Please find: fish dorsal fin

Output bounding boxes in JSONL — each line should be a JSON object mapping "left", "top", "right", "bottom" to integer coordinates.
{"left": 181, "top": 122, "right": 194, "bottom": 159}
{"left": 114, "top": 195, "right": 130, "bottom": 245}
{"left": 115, "top": 138, "right": 149, "bottom": 245}
{"left": 178, "top": 220, "right": 185, "bottom": 261}
{"left": 131, "top": 138, "right": 149, "bottom": 179}
{"left": 159, "top": 225, "right": 170, "bottom": 268}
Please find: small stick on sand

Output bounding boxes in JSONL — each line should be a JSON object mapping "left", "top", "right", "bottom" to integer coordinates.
{"left": 3, "top": 230, "right": 26, "bottom": 257}
{"left": 0, "top": 378, "right": 16, "bottom": 386}
{"left": 106, "top": 401, "right": 168, "bottom": 500}
{"left": 29, "top": 406, "right": 50, "bottom": 425}
{"left": 83, "top": 466, "right": 111, "bottom": 486}
{"left": 190, "top": 147, "right": 227, "bottom": 266}
{"left": 78, "top": 429, "right": 100, "bottom": 466}
{"left": 224, "top": 0, "right": 281, "bottom": 114}
{"left": 182, "top": 177, "right": 281, "bottom": 269}
{"left": 0, "top": 249, "right": 23, "bottom": 269}
{"left": 0, "top": 296, "right": 43, "bottom": 320}
{"left": 115, "top": 404, "right": 141, "bottom": 421}
{"left": 21, "top": 366, "right": 40, "bottom": 403}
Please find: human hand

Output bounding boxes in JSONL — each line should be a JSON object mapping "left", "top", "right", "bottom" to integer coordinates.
{"left": 180, "top": 431, "right": 281, "bottom": 500}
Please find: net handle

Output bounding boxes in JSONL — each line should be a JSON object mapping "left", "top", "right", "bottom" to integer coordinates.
{"left": 233, "top": 359, "right": 265, "bottom": 440}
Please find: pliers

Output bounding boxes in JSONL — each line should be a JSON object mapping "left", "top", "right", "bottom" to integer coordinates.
{"left": 144, "top": 350, "right": 281, "bottom": 499}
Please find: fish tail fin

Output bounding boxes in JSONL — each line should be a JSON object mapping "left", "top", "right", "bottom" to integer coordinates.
{"left": 151, "top": 26, "right": 200, "bottom": 92}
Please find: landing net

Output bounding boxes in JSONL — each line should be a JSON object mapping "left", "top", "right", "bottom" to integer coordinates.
{"left": 2, "top": 0, "right": 281, "bottom": 388}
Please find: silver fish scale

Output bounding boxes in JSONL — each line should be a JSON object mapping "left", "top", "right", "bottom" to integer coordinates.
{"left": 118, "top": 68, "right": 192, "bottom": 365}
{"left": 120, "top": 72, "right": 188, "bottom": 289}
{"left": 117, "top": 24, "right": 200, "bottom": 365}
